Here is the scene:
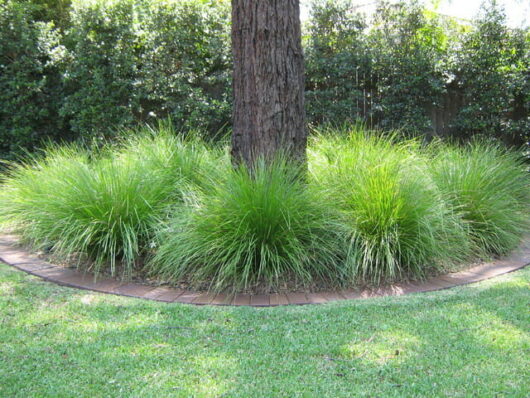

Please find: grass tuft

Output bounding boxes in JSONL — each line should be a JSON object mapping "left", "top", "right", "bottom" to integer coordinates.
{"left": 149, "top": 156, "right": 345, "bottom": 292}
{"left": 428, "top": 140, "right": 530, "bottom": 255}
{"left": 0, "top": 124, "right": 528, "bottom": 290}
{"left": 0, "top": 127, "right": 216, "bottom": 278}
{"left": 309, "top": 127, "right": 469, "bottom": 284}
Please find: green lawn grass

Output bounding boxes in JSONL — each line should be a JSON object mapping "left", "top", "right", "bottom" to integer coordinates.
{"left": 1, "top": 263, "right": 528, "bottom": 397}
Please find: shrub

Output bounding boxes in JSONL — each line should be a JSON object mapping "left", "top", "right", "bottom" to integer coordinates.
{"left": 0, "top": 0, "right": 66, "bottom": 160}
{"left": 60, "top": 0, "right": 139, "bottom": 139}
{"left": 58, "top": 0, "right": 232, "bottom": 141}
{"left": 24, "top": 0, "right": 73, "bottom": 29}
{"left": 452, "top": 3, "right": 530, "bottom": 144}
{"left": 0, "top": 127, "right": 214, "bottom": 277}
{"left": 368, "top": 0, "right": 448, "bottom": 134}
{"left": 309, "top": 127, "right": 469, "bottom": 284}
{"left": 149, "top": 157, "right": 345, "bottom": 292}
{"left": 305, "top": 0, "right": 529, "bottom": 143}
{"left": 138, "top": 0, "right": 231, "bottom": 135}
{"left": 2, "top": 0, "right": 529, "bottom": 160}
{"left": 428, "top": 141, "right": 530, "bottom": 255}
{"left": 304, "top": 0, "right": 370, "bottom": 125}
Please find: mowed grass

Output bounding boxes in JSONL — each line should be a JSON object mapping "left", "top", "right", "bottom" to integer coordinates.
{"left": 0, "top": 262, "right": 528, "bottom": 398}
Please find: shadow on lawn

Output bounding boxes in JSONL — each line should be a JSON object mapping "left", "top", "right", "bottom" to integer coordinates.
{"left": 1, "top": 264, "right": 529, "bottom": 397}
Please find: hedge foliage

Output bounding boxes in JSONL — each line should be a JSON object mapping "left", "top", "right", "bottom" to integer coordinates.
{"left": 1, "top": 0, "right": 529, "bottom": 159}
{"left": 0, "top": 1, "right": 66, "bottom": 159}
{"left": 305, "top": 0, "right": 530, "bottom": 144}
{"left": 0, "top": 0, "right": 231, "bottom": 159}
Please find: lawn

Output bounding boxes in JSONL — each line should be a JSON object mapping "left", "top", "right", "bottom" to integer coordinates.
{"left": 1, "top": 262, "right": 528, "bottom": 398}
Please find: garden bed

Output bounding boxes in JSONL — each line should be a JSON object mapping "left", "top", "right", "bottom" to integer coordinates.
{"left": 0, "top": 125, "right": 528, "bottom": 295}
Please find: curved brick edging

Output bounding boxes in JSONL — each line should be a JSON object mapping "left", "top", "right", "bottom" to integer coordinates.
{"left": 1, "top": 233, "right": 529, "bottom": 307}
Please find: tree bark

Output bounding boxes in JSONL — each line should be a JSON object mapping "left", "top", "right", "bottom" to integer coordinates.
{"left": 231, "top": 0, "right": 307, "bottom": 166}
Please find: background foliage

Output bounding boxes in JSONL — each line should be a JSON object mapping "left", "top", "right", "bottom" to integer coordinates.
{"left": 0, "top": 1, "right": 66, "bottom": 159}
{"left": 0, "top": 0, "right": 529, "bottom": 160}
{"left": 305, "top": 0, "right": 529, "bottom": 144}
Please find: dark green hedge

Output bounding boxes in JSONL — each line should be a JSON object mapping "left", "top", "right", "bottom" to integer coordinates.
{"left": 0, "top": 1, "right": 65, "bottom": 159}
{"left": 0, "top": 0, "right": 231, "bottom": 160}
{"left": 305, "top": 0, "right": 530, "bottom": 145}
{"left": 1, "top": 0, "right": 528, "bottom": 160}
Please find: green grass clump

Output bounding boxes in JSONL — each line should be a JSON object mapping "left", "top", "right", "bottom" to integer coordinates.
{"left": 116, "top": 126, "right": 222, "bottom": 193}
{"left": 309, "top": 128, "right": 469, "bottom": 284}
{"left": 150, "top": 157, "right": 345, "bottom": 292}
{"left": 0, "top": 128, "right": 215, "bottom": 277}
{"left": 429, "top": 141, "right": 530, "bottom": 255}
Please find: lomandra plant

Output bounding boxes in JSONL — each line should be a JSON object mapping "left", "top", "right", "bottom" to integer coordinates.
{"left": 309, "top": 128, "right": 469, "bottom": 284}
{"left": 429, "top": 141, "right": 530, "bottom": 255}
{"left": 116, "top": 125, "right": 221, "bottom": 193}
{"left": 149, "top": 156, "right": 345, "bottom": 292}
{"left": 0, "top": 128, "right": 214, "bottom": 278}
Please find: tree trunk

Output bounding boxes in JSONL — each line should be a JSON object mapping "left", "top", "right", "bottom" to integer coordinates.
{"left": 231, "top": 0, "right": 307, "bottom": 166}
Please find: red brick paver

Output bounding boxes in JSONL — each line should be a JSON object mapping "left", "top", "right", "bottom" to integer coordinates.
{"left": 286, "top": 293, "right": 308, "bottom": 305}
{"left": 210, "top": 293, "right": 232, "bottom": 306}
{"left": 176, "top": 291, "right": 202, "bottom": 304}
{"left": 306, "top": 293, "right": 328, "bottom": 304}
{"left": 250, "top": 294, "right": 270, "bottom": 307}
{"left": 269, "top": 293, "right": 289, "bottom": 306}
{"left": 149, "top": 288, "right": 185, "bottom": 303}
{"left": 192, "top": 293, "right": 217, "bottom": 305}
{"left": 232, "top": 294, "right": 251, "bottom": 306}
{"left": 114, "top": 283, "right": 157, "bottom": 298}
{"left": 322, "top": 292, "right": 346, "bottom": 301}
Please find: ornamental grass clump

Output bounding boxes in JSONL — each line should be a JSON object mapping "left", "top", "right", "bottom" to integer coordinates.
{"left": 309, "top": 128, "right": 469, "bottom": 284}
{"left": 149, "top": 156, "right": 345, "bottom": 292}
{"left": 116, "top": 125, "right": 222, "bottom": 193}
{"left": 0, "top": 128, "right": 215, "bottom": 278}
{"left": 428, "top": 141, "right": 530, "bottom": 256}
